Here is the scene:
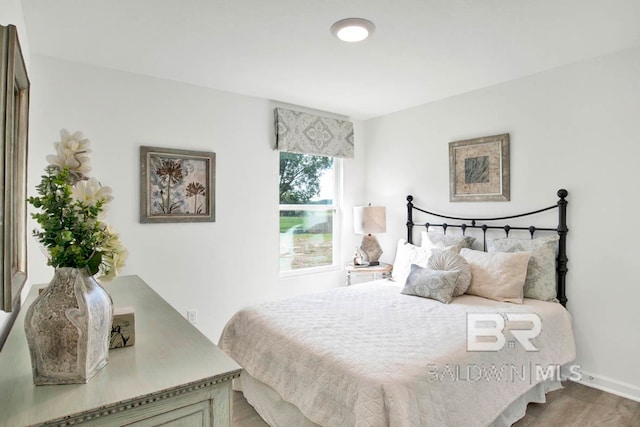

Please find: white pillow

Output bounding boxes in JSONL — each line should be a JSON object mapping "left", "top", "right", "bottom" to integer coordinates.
{"left": 391, "top": 239, "right": 433, "bottom": 284}
{"left": 487, "top": 235, "right": 559, "bottom": 302}
{"left": 421, "top": 230, "right": 475, "bottom": 250}
{"left": 460, "top": 248, "right": 531, "bottom": 304}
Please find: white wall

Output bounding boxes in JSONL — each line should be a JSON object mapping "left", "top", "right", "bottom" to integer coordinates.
{"left": 363, "top": 46, "right": 640, "bottom": 400}
{"left": 26, "top": 55, "right": 365, "bottom": 342}
{"left": 0, "top": 0, "right": 29, "bottom": 63}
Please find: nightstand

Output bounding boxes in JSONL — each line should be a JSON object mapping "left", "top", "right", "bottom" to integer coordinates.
{"left": 345, "top": 262, "right": 393, "bottom": 285}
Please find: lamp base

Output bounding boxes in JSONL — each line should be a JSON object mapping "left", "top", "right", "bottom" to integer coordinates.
{"left": 360, "top": 234, "right": 383, "bottom": 266}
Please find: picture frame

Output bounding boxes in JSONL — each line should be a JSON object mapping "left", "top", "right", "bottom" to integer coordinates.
{"left": 449, "top": 133, "right": 510, "bottom": 202}
{"left": 0, "top": 25, "right": 29, "bottom": 312}
{"left": 140, "top": 146, "right": 216, "bottom": 223}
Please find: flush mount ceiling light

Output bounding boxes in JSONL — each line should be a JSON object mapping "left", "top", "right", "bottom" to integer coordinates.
{"left": 330, "top": 18, "right": 375, "bottom": 42}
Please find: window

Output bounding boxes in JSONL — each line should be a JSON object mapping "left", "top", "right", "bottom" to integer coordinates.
{"left": 279, "top": 152, "right": 340, "bottom": 274}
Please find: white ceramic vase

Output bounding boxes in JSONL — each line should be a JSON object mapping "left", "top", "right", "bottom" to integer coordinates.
{"left": 24, "top": 267, "right": 113, "bottom": 385}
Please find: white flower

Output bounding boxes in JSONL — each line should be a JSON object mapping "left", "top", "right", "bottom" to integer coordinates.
{"left": 98, "top": 229, "right": 128, "bottom": 282}
{"left": 46, "top": 129, "right": 92, "bottom": 176}
{"left": 71, "top": 177, "right": 113, "bottom": 207}
{"left": 100, "top": 249, "right": 128, "bottom": 282}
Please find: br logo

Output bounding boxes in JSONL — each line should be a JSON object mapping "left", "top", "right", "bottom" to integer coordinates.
{"left": 467, "top": 313, "right": 541, "bottom": 352}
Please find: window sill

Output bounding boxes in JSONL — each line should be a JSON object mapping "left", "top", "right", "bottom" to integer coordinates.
{"left": 279, "top": 264, "right": 340, "bottom": 279}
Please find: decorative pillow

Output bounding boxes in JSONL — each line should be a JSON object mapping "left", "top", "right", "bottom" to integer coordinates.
{"left": 487, "top": 235, "right": 559, "bottom": 302}
{"left": 401, "top": 264, "right": 460, "bottom": 304}
{"left": 427, "top": 249, "right": 472, "bottom": 297}
{"left": 421, "top": 230, "right": 475, "bottom": 250}
{"left": 391, "top": 239, "right": 433, "bottom": 284}
{"left": 460, "top": 248, "right": 531, "bottom": 304}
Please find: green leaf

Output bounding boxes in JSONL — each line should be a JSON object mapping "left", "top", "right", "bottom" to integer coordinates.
{"left": 87, "top": 252, "right": 102, "bottom": 276}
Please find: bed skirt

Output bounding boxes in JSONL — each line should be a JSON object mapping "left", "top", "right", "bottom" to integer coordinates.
{"left": 239, "top": 371, "right": 320, "bottom": 426}
{"left": 237, "top": 370, "right": 563, "bottom": 427}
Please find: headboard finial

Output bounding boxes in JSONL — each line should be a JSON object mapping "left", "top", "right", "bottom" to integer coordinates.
{"left": 557, "top": 189, "right": 568, "bottom": 199}
{"left": 406, "top": 195, "right": 414, "bottom": 243}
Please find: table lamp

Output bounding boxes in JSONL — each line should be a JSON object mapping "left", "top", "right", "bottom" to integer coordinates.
{"left": 353, "top": 205, "right": 386, "bottom": 266}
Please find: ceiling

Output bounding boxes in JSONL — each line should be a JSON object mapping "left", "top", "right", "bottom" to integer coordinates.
{"left": 20, "top": 0, "right": 640, "bottom": 120}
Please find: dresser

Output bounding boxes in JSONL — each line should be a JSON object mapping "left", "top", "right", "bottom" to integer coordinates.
{"left": 0, "top": 275, "right": 241, "bottom": 426}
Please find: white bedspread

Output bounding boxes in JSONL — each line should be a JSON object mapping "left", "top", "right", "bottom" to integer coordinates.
{"left": 219, "top": 280, "right": 575, "bottom": 427}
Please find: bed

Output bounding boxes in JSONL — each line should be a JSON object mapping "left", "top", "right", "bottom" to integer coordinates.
{"left": 219, "top": 189, "right": 575, "bottom": 426}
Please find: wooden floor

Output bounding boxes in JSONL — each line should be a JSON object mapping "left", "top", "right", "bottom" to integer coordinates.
{"left": 232, "top": 381, "right": 640, "bottom": 427}
{"left": 232, "top": 390, "right": 269, "bottom": 427}
{"left": 513, "top": 381, "right": 640, "bottom": 427}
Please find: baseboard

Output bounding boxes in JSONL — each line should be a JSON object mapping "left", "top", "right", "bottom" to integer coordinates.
{"left": 574, "top": 370, "right": 640, "bottom": 402}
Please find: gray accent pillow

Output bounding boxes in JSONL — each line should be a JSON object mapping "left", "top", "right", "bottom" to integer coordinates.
{"left": 421, "top": 230, "right": 475, "bottom": 249}
{"left": 427, "top": 249, "right": 472, "bottom": 297}
{"left": 401, "top": 264, "right": 460, "bottom": 304}
{"left": 487, "top": 235, "right": 559, "bottom": 302}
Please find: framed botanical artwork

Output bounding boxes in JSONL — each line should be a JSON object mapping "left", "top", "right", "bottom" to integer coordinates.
{"left": 449, "top": 133, "right": 510, "bottom": 202}
{"left": 140, "top": 146, "right": 216, "bottom": 223}
{"left": 1, "top": 25, "right": 29, "bottom": 313}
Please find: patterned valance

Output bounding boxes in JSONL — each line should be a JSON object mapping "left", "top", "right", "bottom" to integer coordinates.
{"left": 275, "top": 108, "right": 354, "bottom": 159}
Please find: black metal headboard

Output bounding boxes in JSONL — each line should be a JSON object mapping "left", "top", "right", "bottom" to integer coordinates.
{"left": 406, "top": 189, "right": 569, "bottom": 306}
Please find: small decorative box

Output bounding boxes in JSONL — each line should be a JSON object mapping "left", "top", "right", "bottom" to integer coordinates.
{"left": 110, "top": 306, "right": 135, "bottom": 349}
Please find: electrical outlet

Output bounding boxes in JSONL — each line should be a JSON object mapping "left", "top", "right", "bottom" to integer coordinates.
{"left": 187, "top": 309, "right": 197, "bottom": 324}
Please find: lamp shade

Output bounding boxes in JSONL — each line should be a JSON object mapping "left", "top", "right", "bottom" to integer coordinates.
{"left": 353, "top": 206, "right": 386, "bottom": 234}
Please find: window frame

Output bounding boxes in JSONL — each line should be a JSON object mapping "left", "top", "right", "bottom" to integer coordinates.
{"left": 279, "top": 156, "right": 342, "bottom": 278}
